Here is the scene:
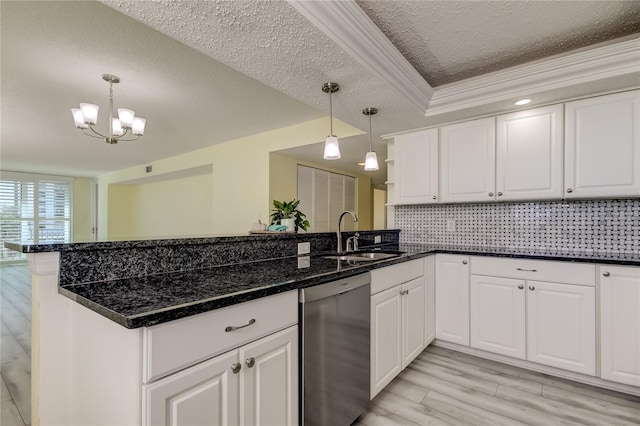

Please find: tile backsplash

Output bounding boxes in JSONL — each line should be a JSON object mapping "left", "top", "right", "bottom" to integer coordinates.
{"left": 394, "top": 199, "right": 639, "bottom": 254}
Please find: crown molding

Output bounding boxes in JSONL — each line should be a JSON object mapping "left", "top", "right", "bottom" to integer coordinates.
{"left": 426, "top": 37, "right": 640, "bottom": 117}
{"left": 288, "top": 0, "right": 433, "bottom": 114}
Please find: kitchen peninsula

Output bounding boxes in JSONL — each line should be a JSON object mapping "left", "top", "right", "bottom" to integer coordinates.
{"left": 7, "top": 231, "right": 639, "bottom": 425}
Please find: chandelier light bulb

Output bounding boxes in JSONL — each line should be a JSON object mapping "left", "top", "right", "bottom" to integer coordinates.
{"left": 118, "top": 108, "right": 135, "bottom": 128}
{"left": 132, "top": 117, "right": 146, "bottom": 136}
{"left": 112, "top": 118, "right": 124, "bottom": 136}
{"left": 71, "top": 108, "right": 88, "bottom": 129}
{"left": 79, "top": 103, "right": 99, "bottom": 125}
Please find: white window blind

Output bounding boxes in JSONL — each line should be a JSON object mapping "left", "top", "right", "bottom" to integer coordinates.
{"left": 297, "top": 165, "right": 356, "bottom": 232}
{"left": 0, "top": 172, "right": 73, "bottom": 261}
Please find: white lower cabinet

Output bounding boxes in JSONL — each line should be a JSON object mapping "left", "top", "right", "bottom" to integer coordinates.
{"left": 599, "top": 265, "right": 640, "bottom": 387}
{"left": 425, "top": 256, "right": 436, "bottom": 345}
{"left": 435, "top": 254, "right": 470, "bottom": 346}
{"left": 370, "top": 259, "right": 427, "bottom": 398}
{"left": 144, "top": 326, "right": 298, "bottom": 426}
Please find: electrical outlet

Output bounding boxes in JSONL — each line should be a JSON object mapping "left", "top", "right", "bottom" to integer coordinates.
{"left": 374, "top": 235, "right": 382, "bottom": 244}
{"left": 297, "top": 256, "right": 310, "bottom": 269}
{"left": 447, "top": 219, "right": 456, "bottom": 232}
{"left": 298, "top": 242, "right": 311, "bottom": 255}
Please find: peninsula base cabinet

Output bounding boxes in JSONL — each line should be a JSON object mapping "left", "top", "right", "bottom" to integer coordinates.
{"left": 435, "top": 254, "right": 470, "bottom": 346}
{"left": 599, "top": 265, "right": 640, "bottom": 387}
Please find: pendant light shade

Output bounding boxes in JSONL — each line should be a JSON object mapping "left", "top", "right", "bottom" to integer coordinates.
{"left": 362, "top": 107, "right": 379, "bottom": 171}
{"left": 322, "top": 82, "right": 341, "bottom": 160}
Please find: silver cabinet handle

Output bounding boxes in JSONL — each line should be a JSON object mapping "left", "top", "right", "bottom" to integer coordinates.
{"left": 517, "top": 268, "right": 537, "bottom": 272}
{"left": 225, "top": 318, "right": 256, "bottom": 332}
{"left": 602, "top": 271, "right": 611, "bottom": 277}
{"left": 517, "top": 284, "right": 524, "bottom": 290}
{"left": 528, "top": 285, "right": 535, "bottom": 291}
{"left": 566, "top": 188, "right": 573, "bottom": 193}
{"left": 432, "top": 196, "right": 437, "bottom": 200}
{"left": 231, "top": 363, "right": 241, "bottom": 374}
{"left": 399, "top": 290, "right": 409, "bottom": 296}
{"left": 488, "top": 192, "right": 494, "bottom": 197}
{"left": 245, "top": 357, "right": 255, "bottom": 368}
{"left": 497, "top": 192, "right": 503, "bottom": 196}
{"left": 462, "top": 260, "right": 468, "bottom": 265}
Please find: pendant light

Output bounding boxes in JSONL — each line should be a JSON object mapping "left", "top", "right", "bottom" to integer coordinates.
{"left": 362, "top": 107, "right": 379, "bottom": 171}
{"left": 322, "top": 82, "right": 341, "bottom": 160}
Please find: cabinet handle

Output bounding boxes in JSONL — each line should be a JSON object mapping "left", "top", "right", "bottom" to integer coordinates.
{"left": 225, "top": 318, "right": 256, "bottom": 332}
{"left": 602, "top": 271, "right": 611, "bottom": 277}
{"left": 231, "top": 363, "right": 242, "bottom": 374}
{"left": 432, "top": 196, "right": 437, "bottom": 200}
{"left": 245, "top": 357, "right": 256, "bottom": 368}
{"left": 399, "top": 290, "right": 409, "bottom": 296}
{"left": 488, "top": 192, "right": 494, "bottom": 197}
{"left": 517, "top": 268, "right": 537, "bottom": 272}
{"left": 518, "top": 284, "right": 524, "bottom": 290}
{"left": 528, "top": 285, "right": 535, "bottom": 291}
{"left": 462, "top": 260, "right": 468, "bottom": 265}
{"left": 566, "top": 188, "right": 573, "bottom": 193}
{"left": 497, "top": 192, "right": 503, "bottom": 196}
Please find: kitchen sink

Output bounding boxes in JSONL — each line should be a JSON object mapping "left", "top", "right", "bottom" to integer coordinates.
{"left": 322, "top": 250, "right": 404, "bottom": 262}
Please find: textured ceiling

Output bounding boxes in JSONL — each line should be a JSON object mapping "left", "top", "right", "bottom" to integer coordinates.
{"left": 356, "top": 0, "right": 640, "bottom": 86}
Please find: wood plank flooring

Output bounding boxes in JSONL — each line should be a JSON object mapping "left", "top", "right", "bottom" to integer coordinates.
{"left": 356, "top": 346, "right": 640, "bottom": 426}
{"left": 1, "top": 264, "right": 30, "bottom": 426}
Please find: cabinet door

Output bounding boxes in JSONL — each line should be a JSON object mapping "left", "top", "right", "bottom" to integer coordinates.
{"left": 470, "top": 275, "right": 526, "bottom": 359}
{"left": 496, "top": 105, "right": 563, "bottom": 201}
{"left": 564, "top": 90, "right": 640, "bottom": 198}
{"left": 240, "top": 326, "right": 298, "bottom": 426}
{"left": 395, "top": 129, "right": 439, "bottom": 204}
{"left": 600, "top": 265, "right": 640, "bottom": 387}
{"left": 440, "top": 117, "right": 496, "bottom": 203}
{"left": 143, "top": 350, "right": 240, "bottom": 426}
{"left": 402, "top": 277, "right": 426, "bottom": 368}
{"left": 527, "top": 281, "right": 595, "bottom": 375}
{"left": 435, "top": 254, "right": 470, "bottom": 346}
{"left": 425, "top": 256, "right": 436, "bottom": 346}
{"left": 371, "top": 285, "right": 402, "bottom": 398}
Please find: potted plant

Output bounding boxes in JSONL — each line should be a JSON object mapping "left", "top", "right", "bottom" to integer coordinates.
{"left": 270, "top": 199, "right": 310, "bottom": 232}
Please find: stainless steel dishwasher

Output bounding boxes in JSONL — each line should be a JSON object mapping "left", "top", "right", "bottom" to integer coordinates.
{"left": 299, "top": 272, "right": 370, "bottom": 426}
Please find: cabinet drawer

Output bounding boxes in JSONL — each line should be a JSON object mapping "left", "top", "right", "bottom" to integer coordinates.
{"left": 371, "top": 258, "right": 425, "bottom": 295}
{"left": 143, "top": 290, "right": 298, "bottom": 383}
{"left": 470, "top": 256, "right": 595, "bottom": 286}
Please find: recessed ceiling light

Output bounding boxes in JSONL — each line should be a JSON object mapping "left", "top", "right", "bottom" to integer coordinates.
{"left": 514, "top": 98, "right": 532, "bottom": 106}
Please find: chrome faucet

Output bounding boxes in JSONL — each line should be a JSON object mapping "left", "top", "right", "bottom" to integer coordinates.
{"left": 337, "top": 210, "right": 358, "bottom": 253}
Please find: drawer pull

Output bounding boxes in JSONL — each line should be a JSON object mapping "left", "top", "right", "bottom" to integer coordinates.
{"left": 602, "top": 271, "right": 611, "bottom": 277}
{"left": 245, "top": 357, "right": 256, "bottom": 368}
{"left": 517, "top": 284, "right": 524, "bottom": 290}
{"left": 225, "top": 318, "right": 256, "bottom": 332}
{"left": 517, "top": 268, "right": 537, "bottom": 272}
{"left": 529, "top": 285, "right": 535, "bottom": 291}
{"left": 231, "top": 363, "right": 241, "bottom": 374}
{"left": 462, "top": 260, "right": 468, "bottom": 265}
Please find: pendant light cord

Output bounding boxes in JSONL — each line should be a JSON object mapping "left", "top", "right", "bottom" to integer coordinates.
{"left": 368, "top": 113, "right": 373, "bottom": 151}
{"left": 329, "top": 90, "right": 334, "bottom": 136}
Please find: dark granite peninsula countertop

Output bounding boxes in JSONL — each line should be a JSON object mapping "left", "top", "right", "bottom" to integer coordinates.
{"left": 6, "top": 233, "right": 638, "bottom": 329}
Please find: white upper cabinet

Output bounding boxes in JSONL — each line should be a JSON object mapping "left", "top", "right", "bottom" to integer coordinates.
{"left": 496, "top": 105, "right": 563, "bottom": 201}
{"left": 394, "top": 129, "right": 439, "bottom": 205}
{"left": 440, "top": 117, "right": 496, "bottom": 203}
{"left": 564, "top": 90, "right": 640, "bottom": 198}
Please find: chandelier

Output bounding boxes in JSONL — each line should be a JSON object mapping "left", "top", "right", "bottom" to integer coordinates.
{"left": 71, "top": 74, "right": 146, "bottom": 144}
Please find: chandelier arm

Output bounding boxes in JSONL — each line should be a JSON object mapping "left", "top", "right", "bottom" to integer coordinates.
{"left": 114, "top": 135, "right": 140, "bottom": 142}
{"left": 83, "top": 126, "right": 107, "bottom": 139}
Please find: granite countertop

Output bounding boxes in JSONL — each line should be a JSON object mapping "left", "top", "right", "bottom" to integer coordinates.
{"left": 57, "top": 243, "right": 639, "bottom": 329}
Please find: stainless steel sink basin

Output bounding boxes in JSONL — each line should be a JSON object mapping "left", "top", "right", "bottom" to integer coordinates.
{"left": 322, "top": 250, "right": 404, "bottom": 262}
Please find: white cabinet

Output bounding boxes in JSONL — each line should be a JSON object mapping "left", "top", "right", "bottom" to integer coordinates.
{"left": 599, "top": 265, "right": 640, "bottom": 387}
{"left": 470, "top": 257, "right": 596, "bottom": 376}
{"left": 394, "top": 129, "right": 439, "bottom": 205}
{"left": 564, "top": 90, "right": 640, "bottom": 198}
{"left": 425, "top": 256, "right": 436, "bottom": 345}
{"left": 370, "top": 259, "right": 426, "bottom": 398}
{"left": 435, "top": 254, "right": 470, "bottom": 345}
{"left": 470, "top": 275, "right": 526, "bottom": 359}
{"left": 440, "top": 117, "right": 496, "bottom": 203}
{"left": 496, "top": 105, "right": 563, "bottom": 200}
{"left": 144, "top": 326, "right": 297, "bottom": 426}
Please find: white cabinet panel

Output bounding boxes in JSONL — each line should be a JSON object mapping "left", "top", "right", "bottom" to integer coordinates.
{"left": 496, "top": 105, "right": 563, "bottom": 200}
{"left": 371, "top": 286, "right": 402, "bottom": 398}
{"left": 425, "top": 256, "right": 436, "bottom": 346}
{"left": 600, "top": 265, "right": 640, "bottom": 387}
{"left": 440, "top": 117, "right": 496, "bottom": 203}
{"left": 564, "top": 90, "right": 640, "bottom": 198}
{"left": 527, "top": 280, "right": 595, "bottom": 375}
{"left": 402, "top": 277, "right": 426, "bottom": 368}
{"left": 435, "top": 254, "right": 470, "bottom": 345}
{"left": 395, "top": 129, "right": 439, "bottom": 204}
{"left": 470, "top": 275, "right": 526, "bottom": 359}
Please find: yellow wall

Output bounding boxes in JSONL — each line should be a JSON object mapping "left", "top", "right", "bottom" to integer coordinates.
{"left": 269, "top": 153, "right": 373, "bottom": 230}
{"left": 98, "top": 118, "right": 363, "bottom": 239}
{"left": 72, "top": 178, "right": 95, "bottom": 242}
{"left": 373, "top": 188, "right": 387, "bottom": 229}
{"left": 107, "top": 184, "right": 135, "bottom": 240}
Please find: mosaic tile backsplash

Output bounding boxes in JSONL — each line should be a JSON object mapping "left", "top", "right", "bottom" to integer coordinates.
{"left": 394, "top": 199, "right": 640, "bottom": 255}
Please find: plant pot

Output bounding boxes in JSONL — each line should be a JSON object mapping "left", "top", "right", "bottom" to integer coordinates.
{"left": 281, "top": 218, "right": 296, "bottom": 232}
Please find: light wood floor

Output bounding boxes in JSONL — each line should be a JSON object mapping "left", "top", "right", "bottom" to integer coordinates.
{"left": 1, "top": 264, "right": 30, "bottom": 426}
{"left": 356, "top": 345, "right": 640, "bottom": 426}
